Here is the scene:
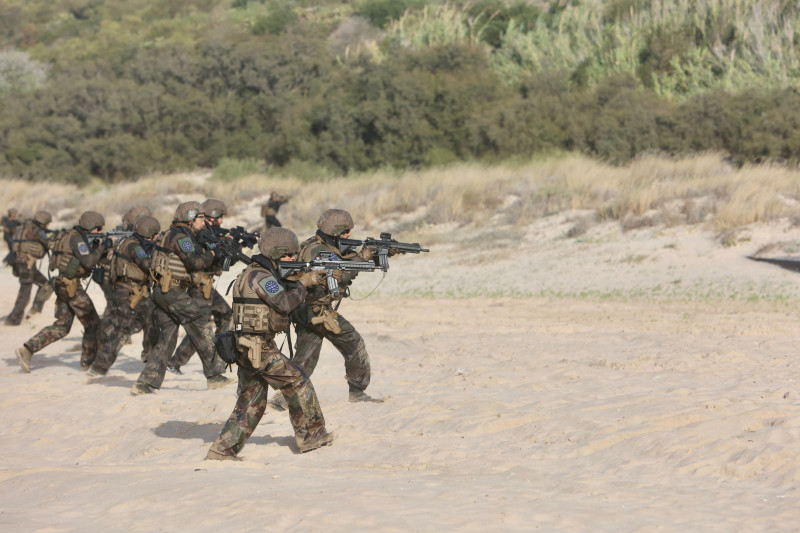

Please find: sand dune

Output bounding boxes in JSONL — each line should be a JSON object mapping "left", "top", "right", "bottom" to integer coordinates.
{"left": 2, "top": 211, "right": 800, "bottom": 531}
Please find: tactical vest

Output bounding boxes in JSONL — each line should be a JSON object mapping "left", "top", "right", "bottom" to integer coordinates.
{"left": 111, "top": 237, "right": 148, "bottom": 283}
{"left": 151, "top": 229, "right": 191, "bottom": 282}
{"left": 232, "top": 263, "right": 288, "bottom": 336}
{"left": 48, "top": 229, "right": 83, "bottom": 279}
{"left": 13, "top": 221, "right": 47, "bottom": 259}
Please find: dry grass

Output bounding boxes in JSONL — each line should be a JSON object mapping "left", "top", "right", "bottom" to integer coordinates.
{"left": 3, "top": 153, "right": 800, "bottom": 243}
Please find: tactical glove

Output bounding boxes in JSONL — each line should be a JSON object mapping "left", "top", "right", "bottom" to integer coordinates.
{"left": 297, "top": 270, "right": 324, "bottom": 287}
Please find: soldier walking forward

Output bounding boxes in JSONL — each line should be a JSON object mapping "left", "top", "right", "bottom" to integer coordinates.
{"left": 131, "top": 202, "right": 230, "bottom": 395}
{"left": 206, "top": 227, "right": 335, "bottom": 459}
{"left": 15, "top": 211, "right": 108, "bottom": 372}
{"left": 6, "top": 210, "right": 54, "bottom": 325}
{"left": 88, "top": 215, "right": 161, "bottom": 377}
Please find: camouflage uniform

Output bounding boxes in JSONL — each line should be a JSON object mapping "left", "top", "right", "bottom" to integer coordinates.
{"left": 208, "top": 229, "right": 333, "bottom": 458}
{"left": 133, "top": 212, "right": 227, "bottom": 393}
{"left": 292, "top": 230, "right": 375, "bottom": 399}
{"left": 6, "top": 215, "right": 53, "bottom": 325}
{"left": 169, "top": 288, "right": 231, "bottom": 371}
{"left": 22, "top": 219, "right": 106, "bottom": 370}
{"left": 89, "top": 219, "right": 158, "bottom": 375}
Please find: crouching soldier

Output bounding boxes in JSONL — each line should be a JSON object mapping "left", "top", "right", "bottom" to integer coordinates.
{"left": 88, "top": 215, "right": 161, "bottom": 377}
{"left": 16, "top": 211, "right": 107, "bottom": 372}
{"left": 6, "top": 210, "right": 54, "bottom": 325}
{"left": 206, "top": 227, "right": 336, "bottom": 459}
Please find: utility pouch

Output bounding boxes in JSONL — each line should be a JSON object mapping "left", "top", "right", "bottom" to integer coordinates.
{"left": 214, "top": 331, "right": 239, "bottom": 366}
{"left": 63, "top": 257, "right": 80, "bottom": 280}
{"left": 237, "top": 335, "right": 262, "bottom": 369}
{"left": 200, "top": 274, "right": 213, "bottom": 299}
{"left": 91, "top": 266, "right": 105, "bottom": 285}
{"left": 24, "top": 254, "right": 36, "bottom": 270}
{"left": 64, "top": 277, "right": 78, "bottom": 298}
{"left": 311, "top": 308, "right": 341, "bottom": 334}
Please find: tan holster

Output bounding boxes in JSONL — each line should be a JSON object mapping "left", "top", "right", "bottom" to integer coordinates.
{"left": 158, "top": 269, "right": 173, "bottom": 293}
{"left": 128, "top": 282, "right": 149, "bottom": 309}
{"left": 237, "top": 335, "right": 262, "bottom": 369}
{"left": 311, "top": 307, "right": 341, "bottom": 334}
{"left": 63, "top": 277, "right": 78, "bottom": 298}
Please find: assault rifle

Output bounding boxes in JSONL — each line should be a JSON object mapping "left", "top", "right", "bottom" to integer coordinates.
{"left": 86, "top": 230, "right": 136, "bottom": 248}
{"left": 274, "top": 252, "right": 378, "bottom": 298}
{"left": 218, "top": 226, "right": 259, "bottom": 249}
{"left": 339, "top": 232, "right": 429, "bottom": 270}
{"left": 196, "top": 226, "right": 252, "bottom": 271}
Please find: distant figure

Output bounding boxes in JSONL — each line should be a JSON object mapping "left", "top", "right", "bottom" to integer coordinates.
{"left": 261, "top": 192, "right": 290, "bottom": 230}
{"left": 6, "top": 211, "right": 54, "bottom": 325}
{"left": 2, "top": 208, "right": 21, "bottom": 266}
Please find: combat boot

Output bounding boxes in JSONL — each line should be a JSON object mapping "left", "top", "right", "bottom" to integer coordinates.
{"left": 207, "top": 374, "right": 232, "bottom": 390}
{"left": 131, "top": 382, "right": 156, "bottom": 396}
{"left": 4, "top": 316, "right": 21, "bottom": 326}
{"left": 348, "top": 388, "right": 385, "bottom": 403}
{"left": 166, "top": 357, "right": 182, "bottom": 375}
{"left": 205, "top": 449, "right": 243, "bottom": 461}
{"left": 298, "top": 431, "right": 337, "bottom": 453}
{"left": 15, "top": 345, "right": 32, "bottom": 373}
{"left": 86, "top": 365, "right": 107, "bottom": 378}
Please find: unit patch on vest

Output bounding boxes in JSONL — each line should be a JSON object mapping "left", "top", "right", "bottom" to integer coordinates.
{"left": 177, "top": 237, "right": 195, "bottom": 253}
{"left": 258, "top": 275, "right": 283, "bottom": 295}
{"left": 77, "top": 242, "right": 90, "bottom": 255}
{"left": 134, "top": 245, "right": 147, "bottom": 259}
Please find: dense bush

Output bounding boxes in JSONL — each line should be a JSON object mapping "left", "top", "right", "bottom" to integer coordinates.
{"left": 2, "top": 0, "right": 800, "bottom": 183}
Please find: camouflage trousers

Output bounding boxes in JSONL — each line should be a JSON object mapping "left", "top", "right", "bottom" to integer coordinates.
{"left": 92, "top": 283, "right": 156, "bottom": 373}
{"left": 208, "top": 341, "right": 327, "bottom": 456}
{"left": 25, "top": 277, "right": 100, "bottom": 368}
{"left": 172, "top": 288, "right": 231, "bottom": 367}
{"left": 293, "top": 310, "right": 371, "bottom": 393}
{"left": 135, "top": 285, "right": 226, "bottom": 389}
{"left": 8, "top": 262, "right": 53, "bottom": 322}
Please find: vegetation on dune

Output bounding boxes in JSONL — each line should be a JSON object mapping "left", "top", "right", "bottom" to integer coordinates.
{"left": 1, "top": 0, "right": 800, "bottom": 183}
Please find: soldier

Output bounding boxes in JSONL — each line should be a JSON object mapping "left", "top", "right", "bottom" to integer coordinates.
{"left": 261, "top": 192, "right": 289, "bottom": 230}
{"left": 87, "top": 215, "right": 160, "bottom": 377}
{"left": 167, "top": 199, "right": 233, "bottom": 375}
{"left": 2, "top": 208, "right": 21, "bottom": 266}
{"left": 206, "top": 227, "right": 335, "bottom": 459}
{"left": 278, "top": 208, "right": 383, "bottom": 405}
{"left": 15, "top": 211, "right": 108, "bottom": 373}
{"left": 6, "top": 210, "right": 54, "bottom": 326}
{"left": 130, "top": 201, "right": 230, "bottom": 395}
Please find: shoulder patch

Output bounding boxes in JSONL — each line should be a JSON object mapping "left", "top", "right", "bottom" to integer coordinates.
{"left": 134, "top": 245, "right": 148, "bottom": 259}
{"left": 37, "top": 230, "right": 48, "bottom": 240}
{"left": 177, "top": 236, "right": 195, "bottom": 253}
{"left": 77, "top": 242, "right": 90, "bottom": 255}
{"left": 258, "top": 274, "right": 283, "bottom": 295}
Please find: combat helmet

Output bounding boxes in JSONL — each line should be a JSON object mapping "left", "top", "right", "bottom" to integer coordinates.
{"left": 259, "top": 227, "right": 299, "bottom": 260}
{"left": 316, "top": 209, "right": 354, "bottom": 237}
{"left": 122, "top": 206, "right": 152, "bottom": 229}
{"left": 79, "top": 211, "right": 105, "bottom": 231}
{"left": 134, "top": 215, "right": 161, "bottom": 239}
{"left": 174, "top": 201, "right": 204, "bottom": 223}
{"left": 203, "top": 199, "right": 227, "bottom": 219}
{"left": 33, "top": 210, "right": 52, "bottom": 226}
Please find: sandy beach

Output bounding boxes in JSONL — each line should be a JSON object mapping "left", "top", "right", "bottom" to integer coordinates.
{"left": 2, "top": 210, "right": 800, "bottom": 532}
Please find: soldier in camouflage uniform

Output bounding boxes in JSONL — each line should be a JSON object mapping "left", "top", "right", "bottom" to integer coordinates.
{"left": 206, "top": 227, "right": 335, "bottom": 459}
{"left": 130, "top": 201, "right": 230, "bottom": 395}
{"left": 15, "top": 211, "right": 108, "bottom": 373}
{"left": 167, "top": 199, "right": 233, "bottom": 375}
{"left": 277, "top": 209, "right": 383, "bottom": 405}
{"left": 261, "top": 192, "right": 289, "bottom": 230}
{"left": 87, "top": 215, "right": 160, "bottom": 377}
{"left": 2, "top": 208, "right": 22, "bottom": 266}
{"left": 6, "top": 210, "right": 54, "bottom": 325}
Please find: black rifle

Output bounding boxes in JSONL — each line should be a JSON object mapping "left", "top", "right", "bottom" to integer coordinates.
{"left": 275, "top": 253, "right": 378, "bottom": 298}
{"left": 219, "top": 225, "right": 260, "bottom": 249}
{"left": 338, "top": 232, "right": 429, "bottom": 270}
{"left": 85, "top": 230, "right": 136, "bottom": 243}
{"left": 196, "top": 226, "right": 252, "bottom": 271}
